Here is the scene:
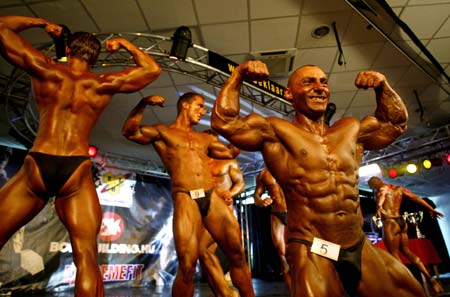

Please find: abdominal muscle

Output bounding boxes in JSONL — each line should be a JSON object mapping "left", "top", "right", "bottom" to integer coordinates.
{"left": 284, "top": 169, "right": 364, "bottom": 248}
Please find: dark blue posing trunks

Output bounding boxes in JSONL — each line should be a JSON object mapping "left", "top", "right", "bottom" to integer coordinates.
{"left": 29, "top": 152, "right": 90, "bottom": 199}
{"left": 271, "top": 211, "right": 288, "bottom": 226}
{"left": 287, "top": 235, "right": 366, "bottom": 297}
{"left": 383, "top": 216, "right": 406, "bottom": 231}
{"left": 175, "top": 188, "right": 214, "bottom": 218}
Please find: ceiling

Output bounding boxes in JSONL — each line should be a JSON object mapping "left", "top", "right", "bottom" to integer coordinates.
{"left": 0, "top": 0, "right": 449, "bottom": 197}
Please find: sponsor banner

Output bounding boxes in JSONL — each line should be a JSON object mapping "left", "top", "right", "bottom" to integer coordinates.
{"left": 63, "top": 263, "right": 145, "bottom": 284}
{"left": 0, "top": 146, "right": 177, "bottom": 294}
{"left": 208, "top": 51, "right": 288, "bottom": 100}
{"left": 95, "top": 166, "right": 136, "bottom": 208}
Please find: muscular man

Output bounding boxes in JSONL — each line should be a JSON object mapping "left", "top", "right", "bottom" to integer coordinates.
{"left": 253, "top": 167, "right": 290, "bottom": 291}
{"left": 368, "top": 176, "right": 444, "bottom": 294}
{"left": 122, "top": 94, "right": 254, "bottom": 297}
{"left": 198, "top": 138, "right": 244, "bottom": 297}
{"left": 211, "top": 61, "right": 426, "bottom": 296}
{"left": 0, "top": 15, "right": 161, "bottom": 297}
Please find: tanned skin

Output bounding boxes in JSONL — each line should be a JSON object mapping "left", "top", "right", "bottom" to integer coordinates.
{"left": 368, "top": 176, "right": 444, "bottom": 294}
{"left": 211, "top": 60, "right": 426, "bottom": 296}
{"left": 0, "top": 15, "right": 161, "bottom": 297}
{"left": 254, "top": 167, "right": 290, "bottom": 291}
{"left": 198, "top": 149, "right": 245, "bottom": 297}
{"left": 122, "top": 94, "right": 254, "bottom": 297}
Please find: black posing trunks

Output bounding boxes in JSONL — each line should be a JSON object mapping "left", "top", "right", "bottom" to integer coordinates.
{"left": 383, "top": 216, "right": 406, "bottom": 231}
{"left": 175, "top": 188, "right": 214, "bottom": 218}
{"left": 271, "top": 211, "right": 288, "bottom": 226}
{"left": 287, "top": 235, "right": 366, "bottom": 297}
{"left": 29, "top": 152, "right": 90, "bottom": 199}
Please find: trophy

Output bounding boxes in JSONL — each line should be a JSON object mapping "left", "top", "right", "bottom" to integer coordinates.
{"left": 403, "top": 211, "right": 425, "bottom": 238}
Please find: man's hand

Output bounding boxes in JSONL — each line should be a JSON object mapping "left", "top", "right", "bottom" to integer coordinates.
{"left": 143, "top": 95, "right": 165, "bottom": 107}
{"left": 430, "top": 209, "right": 444, "bottom": 220}
{"left": 255, "top": 196, "right": 273, "bottom": 207}
{"left": 45, "top": 22, "right": 62, "bottom": 38}
{"left": 105, "top": 38, "right": 125, "bottom": 53}
{"left": 219, "top": 190, "right": 233, "bottom": 206}
{"left": 355, "top": 71, "right": 385, "bottom": 90}
{"left": 236, "top": 60, "right": 269, "bottom": 82}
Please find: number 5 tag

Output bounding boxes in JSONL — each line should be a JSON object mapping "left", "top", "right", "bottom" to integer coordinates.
{"left": 311, "top": 237, "right": 340, "bottom": 261}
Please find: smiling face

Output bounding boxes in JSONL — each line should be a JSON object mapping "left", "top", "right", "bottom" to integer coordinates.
{"left": 285, "top": 65, "right": 330, "bottom": 120}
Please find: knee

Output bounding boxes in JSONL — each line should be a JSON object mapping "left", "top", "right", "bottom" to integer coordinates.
{"left": 177, "top": 257, "right": 197, "bottom": 279}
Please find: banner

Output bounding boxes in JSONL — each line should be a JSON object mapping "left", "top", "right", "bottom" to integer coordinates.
{"left": 208, "top": 51, "right": 288, "bottom": 100}
{"left": 0, "top": 146, "right": 177, "bottom": 294}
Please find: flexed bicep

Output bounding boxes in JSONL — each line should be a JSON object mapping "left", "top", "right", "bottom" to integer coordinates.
{"left": 0, "top": 20, "right": 56, "bottom": 80}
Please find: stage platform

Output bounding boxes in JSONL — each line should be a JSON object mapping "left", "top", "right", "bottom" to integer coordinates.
{"left": 4, "top": 276, "right": 450, "bottom": 296}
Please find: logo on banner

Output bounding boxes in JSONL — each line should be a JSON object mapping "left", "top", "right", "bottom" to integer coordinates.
{"left": 99, "top": 212, "right": 124, "bottom": 242}
{"left": 96, "top": 170, "right": 135, "bottom": 208}
{"left": 101, "top": 172, "right": 131, "bottom": 194}
{"left": 63, "top": 264, "right": 144, "bottom": 284}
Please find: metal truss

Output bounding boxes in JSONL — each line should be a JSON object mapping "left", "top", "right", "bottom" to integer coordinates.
{"left": 1, "top": 32, "right": 292, "bottom": 176}
{"left": 362, "top": 124, "right": 450, "bottom": 165}
{"left": 4, "top": 32, "right": 447, "bottom": 177}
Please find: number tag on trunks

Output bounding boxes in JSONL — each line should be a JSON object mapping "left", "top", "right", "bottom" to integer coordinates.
{"left": 190, "top": 188, "right": 205, "bottom": 199}
{"left": 310, "top": 237, "right": 340, "bottom": 261}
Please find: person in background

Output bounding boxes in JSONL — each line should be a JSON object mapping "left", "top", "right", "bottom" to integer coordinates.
{"left": 211, "top": 60, "right": 426, "bottom": 296}
{"left": 368, "top": 176, "right": 444, "bottom": 294}
{"left": 198, "top": 130, "right": 245, "bottom": 297}
{"left": 122, "top": 93, "right": 254, "bottom": 297}
{"left": 0, "top": 15, "right": 161, "bottom": 297}
{"left": 253, "top": 167, "right": 290, "bottom": 291}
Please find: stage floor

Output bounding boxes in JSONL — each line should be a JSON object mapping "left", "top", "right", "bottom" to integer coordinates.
{"left": 5, "top": 276, "right": 450, "bottom": 296}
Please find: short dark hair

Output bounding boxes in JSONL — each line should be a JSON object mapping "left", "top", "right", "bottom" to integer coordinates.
{"left": 67, "top": 31, "right": 101, "bottom": 65}
{"left": 176, "top": 92, "right": 203, "bottom": 114}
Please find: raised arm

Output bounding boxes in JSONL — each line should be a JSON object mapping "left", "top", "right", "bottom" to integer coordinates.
{"left": 99, "top": 38, "right": 161, "bottom": 94}
{"left": 401, "top": 188, "right": 444, "bottom": 219}
{"left": 211, "top": 60, "right": 275, "bottom": 151}
{"left": 122, "top": 95, "right": 164, "bottom": 144}
{"left": 357, "top": 71, "right": 408, "bottom": 150}
{"left": 0, "top": 16, "right": 61, "bottom": 78}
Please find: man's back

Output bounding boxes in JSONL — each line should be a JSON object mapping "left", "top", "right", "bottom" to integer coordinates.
{"left": 31, "top": 62, "right": 115, "bottom": 155}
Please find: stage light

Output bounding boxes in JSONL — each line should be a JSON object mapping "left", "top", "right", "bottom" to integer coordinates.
{"left": 388, "top": 168, "right": 398, "bottom": 178}
{"left": 359, "top": 163, "right": 381, "bottom": 177}
{"left": 169, "top": 26, "right": 192, "bottom": 61}
{"left": 53, "top": 24, "right": 71, "bottom": 62}
{"left": 446, "top": 153, "right": 450, "bottom": 165}
{"left": 422, "top": 159, "right": 432, "bottom": 169}
{"left": 406, "top": 163, "right": 417, "bottom": 174}
{"left": 88, "top": 145, "right": 98, "bottom": 158}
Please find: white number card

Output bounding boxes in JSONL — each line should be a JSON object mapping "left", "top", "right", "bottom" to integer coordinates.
{"left": 310, "top": 237, "right": 341, "bottom": 261}
{"left": 190, "top": 188, "right": 205, "bottom": 199}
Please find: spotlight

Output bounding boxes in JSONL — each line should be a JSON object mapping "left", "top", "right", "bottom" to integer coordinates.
{"left": 359, "top": 163, "right": 381, "bottom": 177}
{"left": 88, "top": 145, "right": 98, "bottom": 158}
{"left": 169, "top": 26, "right": 192, "bottom": 61}
{"left": 406, "top": 163, "right": 417, "bottom": 174}
{"left": 422, "top": 159, "right": 432, "bottom": 169}
{"left": 388, "top": 168, "right": 398, "bottom": 178}
{"left": 446, "top": 153, "right": 450, "bottom": 165}
{"left": 53, "top": 24, "right": 71, "bottom": 62}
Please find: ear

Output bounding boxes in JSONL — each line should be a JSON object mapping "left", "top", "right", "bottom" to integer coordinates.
{"left": 181, "top": 101, "right": 189, "bottom": 110}
{"left": 284, "top": 87, "right": 293, "bottom": 102}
